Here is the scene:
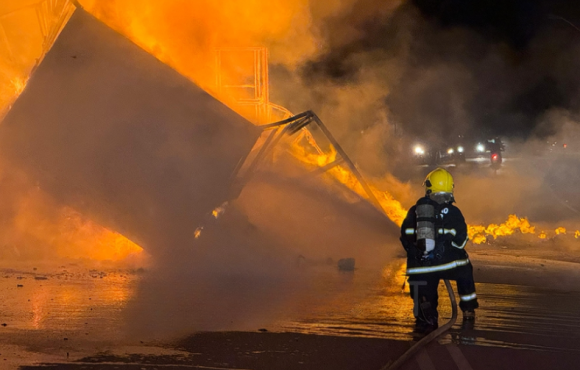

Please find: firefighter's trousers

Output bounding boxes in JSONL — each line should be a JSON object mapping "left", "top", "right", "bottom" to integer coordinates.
{"left": 408, "top": 262, "right": 478, "bottom": 323}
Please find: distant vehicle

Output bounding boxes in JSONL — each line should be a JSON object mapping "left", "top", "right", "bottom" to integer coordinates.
{"left": 411, "top": 137, "right": 506, "bottom": 167}
{"left": 412, "top": 143, "right": 466, "bottom": 166}
{"left": 439, "top": 145, "right": 466, "bottom": 164}
{"left": 546, "top": 141, "right": 573, "bottom": 155}
{"left": 490, "top": 151, "right": 502, "bottom": 170}
{"left": 487, "top": 137, "right": 505, "bottom": 153}
{"left": 487, "top": 137, "right": 504, "bottom": 170}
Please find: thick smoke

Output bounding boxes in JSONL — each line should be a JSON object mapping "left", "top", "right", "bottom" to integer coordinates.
{"left": 298, "top": 0, "right": 580, "bottom": 141}
{"left": 264, "top": 0, "right": 580, "bottom": 180}
{"left": 266, "top": 0, "right": 580, "bottom": 252}
{"left": 125, "top": 169, "right": 400, "bottom": 338}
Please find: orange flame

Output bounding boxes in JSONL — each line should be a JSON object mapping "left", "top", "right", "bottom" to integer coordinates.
{"left": 12, "top": 189, "right": 143, "bottom": 261}
{"left": 194, "top": 227, "right": 203, "bottom": 239}
{"left": 289, "top": 134, "right": 408, "bottom": 226}
{"left": 555, "top": 227, "right": 567, "bottom": 235}
{"left": 212, "top": 203, "right": 227, "bottom": 219}
{"left": 468, "top": 215, "right": 535, "bottom": 244}
{"left": 539, "top": 231, "right": 547, "bottom": 239}
{"left": 56, "top": 208, "right": 143, "bottom": 260}
{"left": 10, "top": 77, "right": 27, "bottom": 95}
{"left": 79, "top": 0, "right": 318, "bottom": 118}
{"left": 290, "top": 135, "right": 575, "bottom": 245}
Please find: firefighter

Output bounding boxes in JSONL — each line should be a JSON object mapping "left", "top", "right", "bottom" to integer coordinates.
{"left": 400, "top": 168, "right": 478, "bottom": 330}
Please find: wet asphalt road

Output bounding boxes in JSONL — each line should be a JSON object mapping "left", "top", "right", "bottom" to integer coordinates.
{"left": 7, "top": 249, "right": 580, "bottom": 370}
{"left": 6, "top": 156, "right": 580, "bottom": 369}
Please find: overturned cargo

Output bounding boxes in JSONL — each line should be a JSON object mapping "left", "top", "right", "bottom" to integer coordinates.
{"left": 0, "top": 8, "right": 261, "bottom": 255}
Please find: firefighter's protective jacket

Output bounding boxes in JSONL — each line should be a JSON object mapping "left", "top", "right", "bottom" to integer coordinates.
{"left": 400, "top": 196, "right": 470, "bottom": 275}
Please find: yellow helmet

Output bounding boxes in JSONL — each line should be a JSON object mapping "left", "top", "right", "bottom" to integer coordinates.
{"left": 423, "top": 168, "right": 454, "bottom": 194}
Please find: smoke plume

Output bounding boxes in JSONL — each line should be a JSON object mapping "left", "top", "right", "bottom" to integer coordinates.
{"left": 296, "top": 0, "right": 580, "bottom": 143}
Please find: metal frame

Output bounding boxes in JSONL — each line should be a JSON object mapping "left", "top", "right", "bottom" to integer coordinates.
{"left": 215, "top": 47, "right": 270, "bottom": 124}
{"left": 232, "top": 111, "right": 386, "bottom": 215}
{"left": 36, "top": 0, "right": 76, "bottom": 55}
{"left": 0, "top": 0, "right": 75, "bottom": 65}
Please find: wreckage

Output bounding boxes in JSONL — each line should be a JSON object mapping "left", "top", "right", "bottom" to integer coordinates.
{"left": 0, "top": 2, "right": 389, "bottom": 255}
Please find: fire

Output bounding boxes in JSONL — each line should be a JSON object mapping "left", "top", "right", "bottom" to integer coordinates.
{"left": 467, "top": 218, "right": 575, "bottom": 244}
{"left": 79, "top": 0, "right": 318, "bottom": 119}
{"left": 539, "top": 231, "right": 547, "bottom": 239}
{"left": 290, "top": 133, "right": 575, "bottom": 245}
{"left": 1, "top": 72, "right": 28, "bottom": 117}
{"left": 10, "top": 77, "right": 27, "bottom": 96}
{"left": 80, "top": 0, "right": 576, "bottom": 247}
{"left": 291, "top": 130, "right": 575, "bottom": 244}
{"left": 0, "top": 1, "right": 147, "bottom": 261}
{"left": 212, "top": 202, "right": 228, "bottom": 219}
{"left": 1, "top": 77, "right": 28, "bottom": 116}
{"left": 468, "top": 215, "right": 536, "bottom": 244}
{"left": 194, "top": 227, "right": 203, "bottom": 239}
{"left": 57, "top": 208, "right": 143, "bottom": 260}
{"left": 289, "top": 133, "right": 408, "bottom": 225}
{"left": 555, "top": 227, "right": 567, "bottom": 235}
{"left": 1, "top": 0, "right": 73, "bottom": 117}
{"left": 1, "top": 0, "right": 410, "bottom": 241}
{"left": 1, "top": 0, "right": 577, "bottom": 259}
{"left": 12, "top": 190, "right": 143, "bottom": 261}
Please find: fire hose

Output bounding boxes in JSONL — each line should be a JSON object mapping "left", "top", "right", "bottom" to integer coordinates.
{"left": 380, "top": 279, "right": 457, "bottom": 370}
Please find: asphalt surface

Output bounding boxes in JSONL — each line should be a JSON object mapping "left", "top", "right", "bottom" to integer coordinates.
{"left": 7, "top": 245, "right": 580, "bottom": 370}
{"left": 8, "top": 155, "right": 580, "bottom": 369}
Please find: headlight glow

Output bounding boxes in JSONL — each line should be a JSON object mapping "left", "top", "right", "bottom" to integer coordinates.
{"left": 457, "top": 146, "right": 464, "bottom": 153}
{"left": 414, "top": 145, "right": 425, "bottom": 155}
{"left": 447, "top": 148, "right": 454, "bottom": 154}
{"left": 476, "top": 143, "right": 485, "bottom": 152}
